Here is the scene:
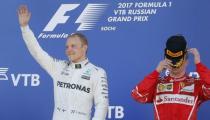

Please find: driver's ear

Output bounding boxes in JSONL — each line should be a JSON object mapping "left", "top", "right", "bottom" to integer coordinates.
{"left": 83, "top": 45, "right": 88, "bottom": 53}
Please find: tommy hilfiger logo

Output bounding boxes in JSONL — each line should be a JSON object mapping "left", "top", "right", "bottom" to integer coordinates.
{"left": 81, "top": 75, "right": 90, "bottom": 80}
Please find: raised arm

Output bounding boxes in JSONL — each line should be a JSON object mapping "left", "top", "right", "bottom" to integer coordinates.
{"left": 18, "top": 5, "right": 58, "bottom": 76}
{"left": 131, "top": 60, "right": 172, "bottom": 103}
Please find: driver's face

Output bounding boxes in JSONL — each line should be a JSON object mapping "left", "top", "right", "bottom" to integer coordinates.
{"left": 165, "top": 57, "right": 188, "bottom": 75}
{"left": 65, "top": 36, "right": 87, "bottom": 62}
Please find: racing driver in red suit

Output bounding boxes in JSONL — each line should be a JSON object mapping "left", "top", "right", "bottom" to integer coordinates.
{"left": 131, "top": 35, "right": 210, "bottom": 120}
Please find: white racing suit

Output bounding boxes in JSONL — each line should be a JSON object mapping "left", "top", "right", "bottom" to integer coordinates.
{"left": 21, "top": 26, "right": 109, "bottom": 120}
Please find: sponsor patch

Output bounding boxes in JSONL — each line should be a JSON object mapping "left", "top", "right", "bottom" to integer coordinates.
{"left": 166, "top": 50, "right": 183, "bottom": 57}
{"left": 156, "top": 94, "right": 195, "bottom": 106}
{"left": 81, "top": 75, "right": 90, "bottom": 80}
{"left": 157, "top": 83, "right": 173, "bottom": 93}
{"left": 81, "top": 69, "right": 91, "bottom": 80}
{"left": 180, "top": 82, "right": 194, "bottom": 93}
{"left": 57, "top": 81, "right": 90, "bottom": 93}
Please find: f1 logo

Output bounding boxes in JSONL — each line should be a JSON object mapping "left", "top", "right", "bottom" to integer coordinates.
{"left": 43, "top": 4, "right": 108, "bottom": 31}
{"left": 43, "top": 4, "right": 80, "bottom": 31}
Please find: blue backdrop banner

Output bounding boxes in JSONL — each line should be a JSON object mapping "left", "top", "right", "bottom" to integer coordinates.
{"left": 0, "top": 0, "right": 210, "bottom": 120}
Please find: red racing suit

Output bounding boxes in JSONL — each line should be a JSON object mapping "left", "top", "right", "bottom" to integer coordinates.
{"left": 131, "top": 63, "right": 210, "bottom": 120}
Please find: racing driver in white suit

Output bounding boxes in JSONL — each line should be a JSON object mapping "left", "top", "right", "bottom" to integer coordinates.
{"left": 18, "top": 5, "right": 109, "bottom": 120}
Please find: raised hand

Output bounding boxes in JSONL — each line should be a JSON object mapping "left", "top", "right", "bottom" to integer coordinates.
{"left": 18, "top": 5, "right": 31, "bottom": 27}
{"left": 187, "top": 48, "right": 201, "bottom": 64}
{"left": 156, "top": 59, "right": 172, "bottom": 73}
